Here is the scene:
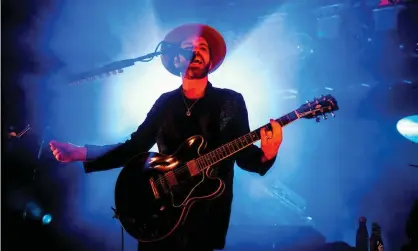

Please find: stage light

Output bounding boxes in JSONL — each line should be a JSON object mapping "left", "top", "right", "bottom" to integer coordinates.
{"left": 42, "top": 214, "right": 52, "bottom": 225}
{"left": 22, "top": 202, "right": 52, "bottom": 225}
{"left": 396, "top": 115, "right": 418, "bottom": 143}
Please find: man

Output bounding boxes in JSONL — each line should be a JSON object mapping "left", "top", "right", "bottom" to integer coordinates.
{"left": 50, "top": 24, "right": 283, "bottom": 251}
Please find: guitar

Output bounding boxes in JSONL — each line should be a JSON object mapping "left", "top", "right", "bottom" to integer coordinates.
{"left": 113, "top": 95, "right": 339, "bottom": 242}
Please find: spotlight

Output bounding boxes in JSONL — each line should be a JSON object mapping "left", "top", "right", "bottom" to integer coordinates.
{"left": 396, "top": 115, "right": 418, "bottom": 143}
{"left": 42, "top": 214, "right": 52, "bottom": 225}
{"left": 22, "top": 202, "right": 52, "bottom": 225}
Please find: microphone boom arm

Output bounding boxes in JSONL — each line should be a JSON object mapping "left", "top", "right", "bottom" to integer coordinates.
{"left": 69, "top": 43, "right": 164, "bottom": 85}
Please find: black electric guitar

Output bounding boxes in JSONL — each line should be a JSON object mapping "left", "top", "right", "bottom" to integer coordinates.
{"left": 114, "top": 95, "right": 339, "bottom": 242}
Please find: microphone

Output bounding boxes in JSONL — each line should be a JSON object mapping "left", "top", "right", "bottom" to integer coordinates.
{"left": 161, "top": 42, "right": 196, "bottom": 62}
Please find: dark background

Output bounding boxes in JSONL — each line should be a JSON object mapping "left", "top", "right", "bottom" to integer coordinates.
{"left": 2, "top": 0, "right": 418, "bottom": 250}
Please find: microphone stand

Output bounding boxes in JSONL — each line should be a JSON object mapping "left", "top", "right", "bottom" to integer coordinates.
{"left": 69, "top": 42, "right": 164, "bottom": 85}
{"left": 66, "top": 41, "right": 169, "bottom": 251}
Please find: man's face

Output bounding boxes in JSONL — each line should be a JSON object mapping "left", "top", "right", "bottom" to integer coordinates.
{"left": 174, "top": 35, "right": 211, "bottom": 79}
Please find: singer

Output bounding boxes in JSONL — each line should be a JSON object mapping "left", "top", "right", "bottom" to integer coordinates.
{"left": 49, "top": 23, "right": 283, "bottom": 251}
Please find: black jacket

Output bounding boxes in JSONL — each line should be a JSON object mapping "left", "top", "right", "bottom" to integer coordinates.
{"left": 83, "top": 82, "right": 276, "bottom": 250}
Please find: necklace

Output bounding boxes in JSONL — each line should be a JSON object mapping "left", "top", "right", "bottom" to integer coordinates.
{"left": 182, "top": 95, "right": 200, "bottom": 117}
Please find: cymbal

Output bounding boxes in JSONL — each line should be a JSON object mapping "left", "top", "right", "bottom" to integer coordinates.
{"left": 397, "top": 115, "right": 418, "bottom": 144}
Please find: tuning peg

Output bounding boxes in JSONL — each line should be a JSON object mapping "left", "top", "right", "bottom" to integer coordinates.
{"left": 315, "top": 117, "right": 321, "bottom": 123}
{"left": 331, "top": 112, "right": 335, "bottom": 117}
{"left": 306, "top": 100, "right": 310, "bottom": 103}
{"left": 323, "top": 114, "right": 328, "bottom": 120}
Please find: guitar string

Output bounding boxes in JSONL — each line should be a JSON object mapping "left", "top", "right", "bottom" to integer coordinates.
{"left": 153, "top": 133, "right": 259, "bottom": 186}
{"left": 153, "top": 110, "right": 303, "bottom": 186}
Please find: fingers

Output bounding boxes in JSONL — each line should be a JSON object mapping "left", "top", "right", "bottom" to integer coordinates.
{"left": 49, "top": 140, "right": 65, "bottom": 148}
{"left": 261, "top": 119, "right": 283, "bottom": 146}
{"left": 270, "top": 119, "right": 283, "bottom": 142}
{"left": 260, "top": 127, "right": 266, "bottom": 138}
{"left": 49, "top": 140, "right": 67, "bottom": 162}
{"left": 270, "top": 119, "right": 282, "bottom": 132}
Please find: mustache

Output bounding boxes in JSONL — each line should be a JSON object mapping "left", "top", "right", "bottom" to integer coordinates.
{"left": 193, "top": 54, "right": 204, "bottom": 63}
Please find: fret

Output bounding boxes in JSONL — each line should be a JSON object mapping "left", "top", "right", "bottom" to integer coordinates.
{"left": 221, "top": 148, "right": 226, "bottom": 157}
{"left": 277, "top": 117, "right": 286, "bottom": 126}
{"left": 214, "top": 149, "right": 220, "bottom": 159}
{"left": 244, "top": 134, "right": 251, "bottom": 144}
{"left": 225, "top": 146, "right": 230, "bottom": 155}
{"left": 200, "top": 157, "right": 206, "bottom": 168}
{"left": 207, "top": 153, "right": 213, "bottom": 165}
{"left": 230, "top": 141, "right": 236, "bottom": 151}
{"left": 193, "top": 109, "right": 300, "bottom": 173}
{"left": 236, "top": 139, "right": 242, "bottom": 149}
{"left": 223, "top": 145, "right": 230, "bottom": 155}
{"left": 216, "top": 149, "right": 223, "bottom": 159}
{"left": 251, "top": 132, "right": 259, "bottom": 141}
{"left": 228, "top": 143, "right": 234, "bottom": 154}
{"left": 239, "top": 137, "right": 245, "bottom": 147}
{"left": 195, "top": 159, "right": 202, "bottom": 171}
{"left": 230, "top": 140, "right": 236, "bottom": 151}
{"left": 213, "top": 151, "right": 218, "bottom": 162}
{"left": 204, "top": 156, "right": 210, "bottom": 166}
{"left": 210, "top": 152, "right": 217, "bottom": 163}
{"left": 219, "top": 149, "right": 224, "bottom": 158}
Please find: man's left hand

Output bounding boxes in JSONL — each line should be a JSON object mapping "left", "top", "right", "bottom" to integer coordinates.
{"left": 260, "top": 119, "right": 283, "bottom": 161}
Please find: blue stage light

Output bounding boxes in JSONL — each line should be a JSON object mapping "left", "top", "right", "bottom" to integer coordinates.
{"left": 42, "top": 214, "right": 52, "bottom": 225}
{"left": 397, "top": 115, "right": 418, "bottom": 143}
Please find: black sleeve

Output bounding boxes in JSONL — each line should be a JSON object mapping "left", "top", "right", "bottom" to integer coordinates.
{"left": 233, "top": 93, "right": 276, "bottom": 176}
{"left": 82, "top": 94, "right": 165, "bottom": 173}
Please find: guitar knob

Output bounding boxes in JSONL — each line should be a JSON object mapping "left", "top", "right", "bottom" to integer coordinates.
{"left": 323, "top": 114, "right": 328, "bottom": 120}
{"left": 315, "top": 117, "right": 321, "bottom": 123}
{"left": 331, "top": 112, "right": 335, "bottom": 117}
{"left": 306, "top": 100, "right": 310, "bottom": 103}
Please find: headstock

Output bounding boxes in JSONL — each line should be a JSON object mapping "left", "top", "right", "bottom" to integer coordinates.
{"left": 297, "top": 94, "right": 339, "bottom": 122}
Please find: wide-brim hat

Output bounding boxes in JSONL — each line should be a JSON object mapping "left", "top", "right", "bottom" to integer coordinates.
{"left": 161, "top": 23, "right": 227, "bottom": 76}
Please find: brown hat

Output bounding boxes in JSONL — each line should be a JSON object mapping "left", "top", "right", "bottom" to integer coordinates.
{"left": 161, "top": 23, "right": 227, "bottom": 76}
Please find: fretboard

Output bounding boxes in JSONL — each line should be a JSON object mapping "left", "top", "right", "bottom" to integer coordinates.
{"left": 194, "top": 110, "right": 300, "bottom": 171}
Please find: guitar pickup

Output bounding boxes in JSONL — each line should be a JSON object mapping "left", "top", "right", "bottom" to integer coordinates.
{"left": 187, "top": 160, "right": 200, "bottom": 176}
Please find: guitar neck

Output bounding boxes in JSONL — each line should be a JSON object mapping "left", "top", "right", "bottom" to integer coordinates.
{"left": 195, "top": 110, "right": 300, "bottom": 171}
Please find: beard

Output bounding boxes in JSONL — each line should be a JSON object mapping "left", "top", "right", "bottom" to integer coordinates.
{"left": 181, "top": 63, "right": 210, "bottom": 79}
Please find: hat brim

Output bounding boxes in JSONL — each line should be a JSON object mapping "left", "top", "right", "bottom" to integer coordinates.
{"left": 161, "top": 24, "right": 227, "bottom": 77}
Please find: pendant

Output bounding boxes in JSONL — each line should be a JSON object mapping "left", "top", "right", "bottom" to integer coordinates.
{"left": 186, "top": 110, "right": 191, "bottom": 116}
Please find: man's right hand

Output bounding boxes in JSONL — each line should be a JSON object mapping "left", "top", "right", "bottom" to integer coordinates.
{"left": 49, "top": 140, "right": 87, "bottom": 162}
